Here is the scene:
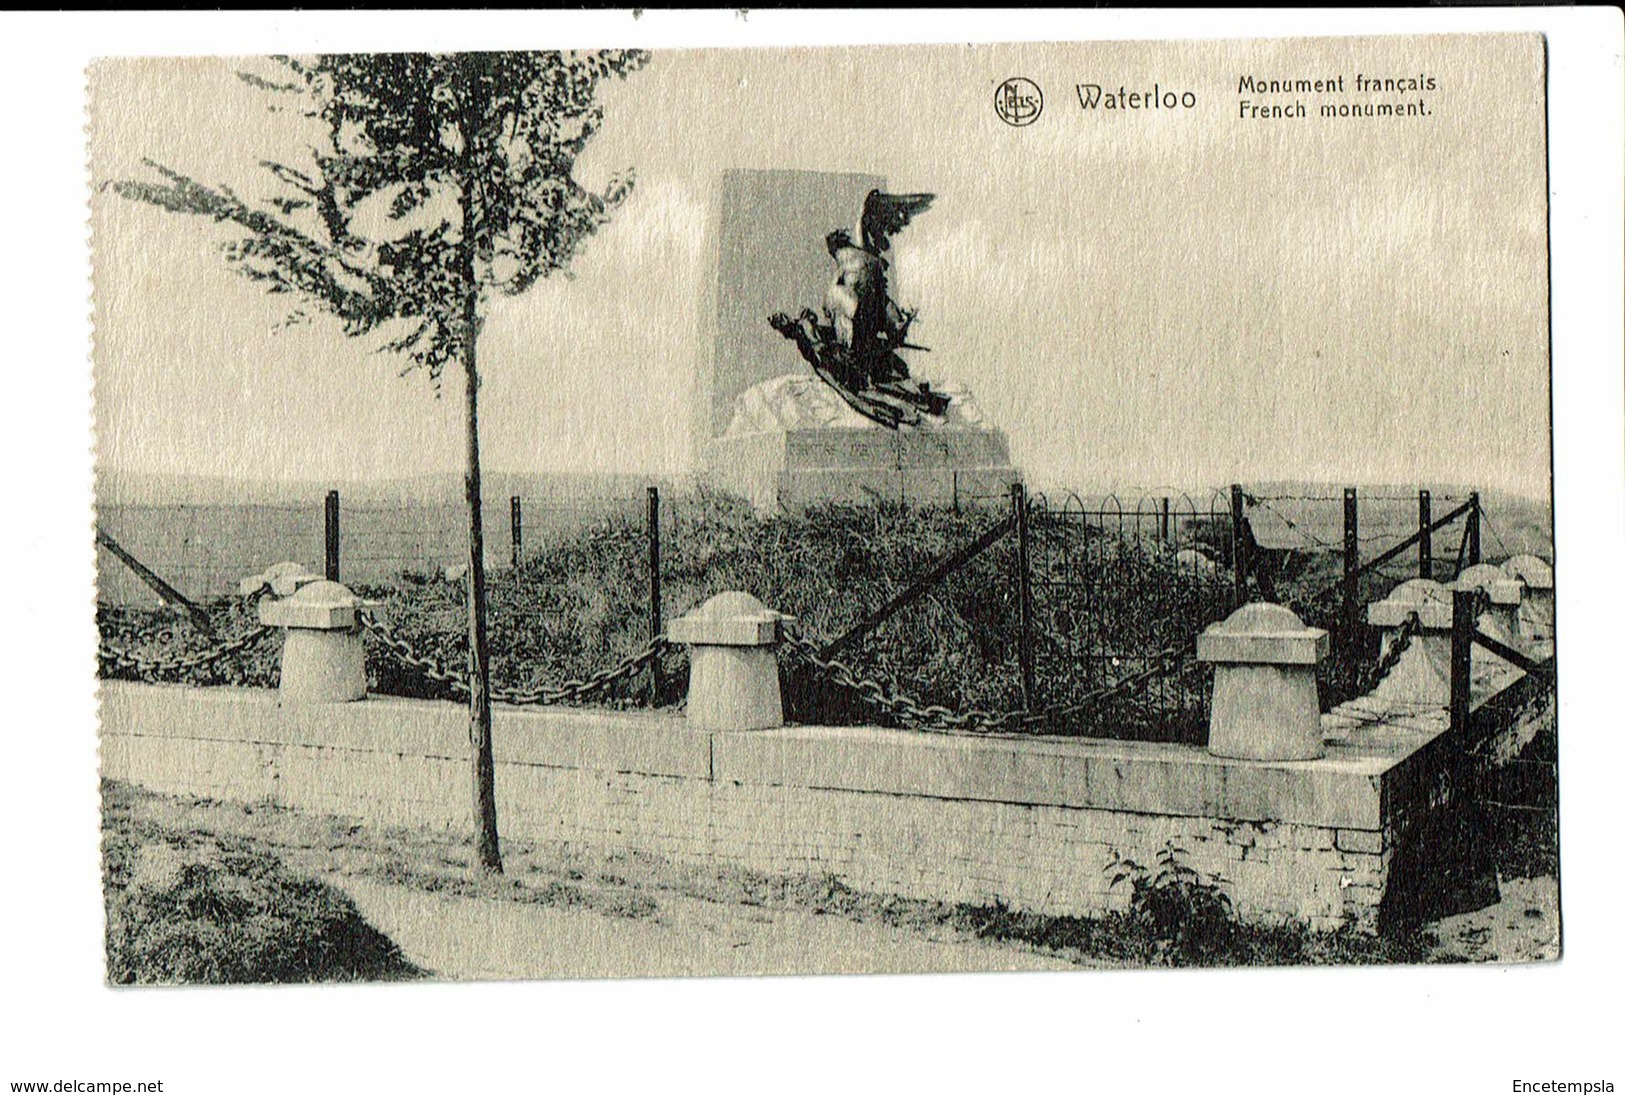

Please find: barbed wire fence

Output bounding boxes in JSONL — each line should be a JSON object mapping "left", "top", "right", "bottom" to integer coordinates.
{"left": 96, "top": 481, "right": 1546, "bottom": 738}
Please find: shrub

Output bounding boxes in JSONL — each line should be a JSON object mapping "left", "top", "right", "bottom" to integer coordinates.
{"left": 1107, "top": 843, "right": 1237, "bottom": 963}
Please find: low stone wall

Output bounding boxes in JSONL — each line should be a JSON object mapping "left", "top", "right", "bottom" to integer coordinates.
{"left": 100, "top": 681, "right": 1463, "bottom": 932}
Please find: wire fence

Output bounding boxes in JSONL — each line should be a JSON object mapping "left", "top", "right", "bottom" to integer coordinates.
{"left": 96, "top": 494, "right": 646, "bottom": 604}
{"left": 96, "top": 481, "right": 1552, "bottom": 741}
{"left": 1022, "top": 491, "right": 1237, "bottom": 743}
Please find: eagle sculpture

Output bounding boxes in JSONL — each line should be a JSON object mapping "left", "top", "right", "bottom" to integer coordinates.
{"left": 770, "top": 189, "right": 949, "bottom": 429}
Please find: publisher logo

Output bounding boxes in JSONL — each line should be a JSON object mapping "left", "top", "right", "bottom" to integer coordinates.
{"left": 994, "top": 77, "right": 1043, "bottom": 126}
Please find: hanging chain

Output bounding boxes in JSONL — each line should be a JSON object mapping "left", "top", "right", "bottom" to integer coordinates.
{"left": 97, "top": 624, "right": 276, "bottom": 679}
{"left": 780, "top": 624, "right": 1194, "bottom": 735}
{"left": 1360, "top": 610, "right": 1422, "bottom": 693}
{"left": 359, "top": 612, "right": 667, "bottom": 706}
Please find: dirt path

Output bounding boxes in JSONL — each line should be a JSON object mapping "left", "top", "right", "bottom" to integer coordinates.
{"left": 111, "top": 783, "right": 1560, "bottom": 977}
{"left": 1424, "top": 876, "right": 1561, "bottom": 964}
{"left": 334, "top": 875, "right": 1077, "bottom": 980}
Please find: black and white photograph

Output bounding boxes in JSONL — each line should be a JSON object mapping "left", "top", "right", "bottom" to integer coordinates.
{"left": 4, "top": 8, "right": 1623, "bottom": 1094}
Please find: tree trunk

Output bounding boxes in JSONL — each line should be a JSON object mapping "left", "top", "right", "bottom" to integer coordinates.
{"left": 462, "top": 300, "right": 502, "bottom": 874}
{"left": 459, "top": 55, "right": 500, "bottom": 874}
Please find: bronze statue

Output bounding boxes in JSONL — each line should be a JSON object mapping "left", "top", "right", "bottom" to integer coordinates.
{"left": 771, "top": 189, "right": 949, "bottom": 429}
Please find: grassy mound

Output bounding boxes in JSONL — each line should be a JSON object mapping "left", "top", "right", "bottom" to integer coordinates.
{"left": 98, "top": 490, "right": 1234, "bottom": 738}
{"left": 103, "top": 781, "right": 421, "bottom": 985}
{"left": 367, "top": 490, "right": 1230, "bottom": 736}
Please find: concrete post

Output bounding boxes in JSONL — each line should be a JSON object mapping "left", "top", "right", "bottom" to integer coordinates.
{"left": 1197, "top": 602, "right": 1329, "bottom": 761}
{"left": 247, "top": 564, "right": 371, "bottom": 704}
{"left": 1366, "top": 578, "right": 1456, "bottom": 707}
{"left": 1502, "top": 554, "right": 1555, "bottom": 645}
{"left": 669, "top": 591, "right": 794, "bottom": 732}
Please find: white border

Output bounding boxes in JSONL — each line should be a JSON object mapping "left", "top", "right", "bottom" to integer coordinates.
{"left": 2, "top": 9, "right": 1620, "bottom": 1092}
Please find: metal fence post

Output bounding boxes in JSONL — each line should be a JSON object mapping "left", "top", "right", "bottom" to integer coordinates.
{"left": 1011, "top": 481, "right": 1035, "bottom": 710}
{"left": 1342, "top": 487, "right": 1359, "bottom": 651}
{"left": 647, "top": 485, "right": 663, "bottom": 704}
{"left": 1467, "top": 491, "right": 1482, "bottom": 566}
{"left": 1230, "top": 484, "right": 1247, "bottom": 608}
{"left": 1160, "top": 497, "right": 1171, "bottom": 545}
{"left": 1418, "top": 489, "right": 1432, "bottom": 579}
{"left": 1450, "top": 588, "right": 1474, "bottom": 738}
{"left": 510, "top": 495, "right": 523, "bottom": 570}
{"left": 324, "top": 489, "right": 340, "bottom": 582}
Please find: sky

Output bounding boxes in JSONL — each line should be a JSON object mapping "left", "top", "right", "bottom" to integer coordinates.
{"left": 90, "top": 34, "right": 1551, "bottom": 496}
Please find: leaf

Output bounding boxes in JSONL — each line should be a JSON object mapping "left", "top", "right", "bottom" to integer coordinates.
{"left": 112, "top": 51, "right": 647, "bottom": 376}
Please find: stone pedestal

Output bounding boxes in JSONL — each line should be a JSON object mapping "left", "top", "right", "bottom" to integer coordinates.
{"left": 1454, "top": 563, "right": 1525, "bottom": 642}
{"left": 669, "top": 591, "right": 792, "bottom": 732}
{"left": 1197, "top": 603, "right": 1329, "bottom": 761}
{"left": 1367, "top": 579, "right": 1456, "bottom": 707}
{"left": 1503, "top": 553, "right": 1555, "bottom": 644}
{"left": 695, "top": 169, "right": 887, "bottom": 448}
{"left": 258, "top": 574, "right": 370, "bottom": 703}
{"left": 702, "top": 427, "right": 1019, "bottom": 511}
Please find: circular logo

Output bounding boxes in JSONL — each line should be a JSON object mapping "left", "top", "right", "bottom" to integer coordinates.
{"left": 994, "top": 77, "right": 1043, "bottom": 126}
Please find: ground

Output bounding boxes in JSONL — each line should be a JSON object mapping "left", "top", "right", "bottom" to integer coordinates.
{"left": 1425, "top": 877, "right": 1560, "bottom": 964}
{"left": 102, "top": 779, "right": 1558, "bottom": 981}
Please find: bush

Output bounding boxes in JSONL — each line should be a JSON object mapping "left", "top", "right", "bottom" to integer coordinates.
{"left": 1108, "top": 843, "right": 1237, "bottom": 963}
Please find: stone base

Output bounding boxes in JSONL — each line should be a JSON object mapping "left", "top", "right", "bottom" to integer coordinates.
{"left": 687, "top": 645, "right": 785, "bottom": 732}
{"left": 280, "top": 628, "right": 367, "bottom": 703}
{"left": 701, "top": 427, "right": 1020, "bottom": 511}
{"left": 1208, "top": 664, "right": 1325, "bottom": 761}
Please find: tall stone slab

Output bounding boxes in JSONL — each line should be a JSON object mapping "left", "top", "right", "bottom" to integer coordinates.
{"left": 694, "top": 168, "right": 885, "bottom": 450}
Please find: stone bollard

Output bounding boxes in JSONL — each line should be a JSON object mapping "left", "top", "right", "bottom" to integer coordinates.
{"left": 1453, "top": 563, "right": 1524, "bottom": 645}
{"left": 1366, "top": 578, "right": 1456, "bottom": 706}
{"left": 669, "top": 591, "right": 793, "bottom": 732}
{"left": 1197, "top": 603, "right": 1329, "bottom": 761}
{"left": 248, "top": 564, "right": 371, "bottom": 703}
{"left": 1503, "top": 554, "right": 1555, "bottom": 645}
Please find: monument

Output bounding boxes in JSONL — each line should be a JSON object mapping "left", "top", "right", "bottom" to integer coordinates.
{"left": 696, "top": 168, "right": 1019, "bottom": 510}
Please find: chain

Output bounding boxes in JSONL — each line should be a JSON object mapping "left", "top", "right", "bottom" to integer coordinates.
{"left": 359, "top": 614, "right": 468, "bottom": 693}
{"left": 360, "top": 612, "right": 667, "bottom": 706}
{"left": 98, "top": 624, "right": 275, "bottom": 679}
{"left": 781, "top": 624, "right": 1194, "bottom": 735}
{"left": 780, "top": 626, "right": 1033, "bottom": 732}
{"left": 1360, "top": 610, "right": 1421, "bottom": 693}
{"left": 490, "top": 638, "right": 668, "bottom": 706}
